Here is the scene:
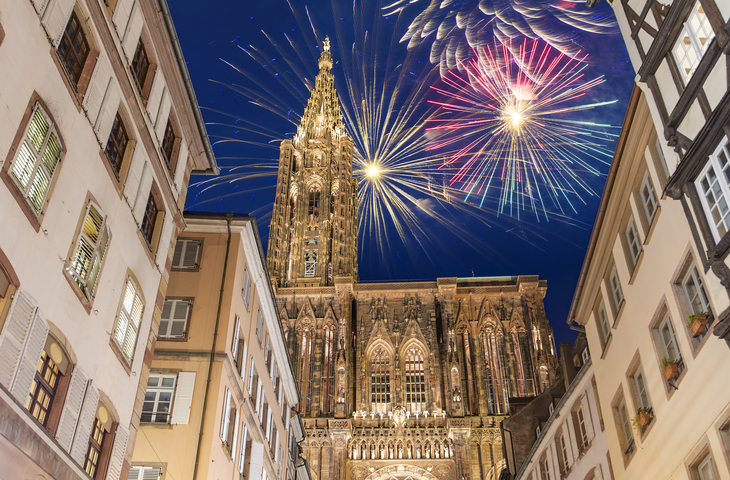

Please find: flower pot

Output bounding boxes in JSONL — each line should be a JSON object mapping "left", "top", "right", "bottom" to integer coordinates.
{"left": 663, "top": 362, "right": 678, "bottom": 381}
{"left": 638, "top": 411, "right": 652, "bottom": 427}
{"left": 690, "top": 317, "right": 708, "bottom": 336}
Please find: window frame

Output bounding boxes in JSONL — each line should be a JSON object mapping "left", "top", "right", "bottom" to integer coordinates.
{"left": 404, "top": 346, "right": 427, "bottom": 413}
{"left": 112, "top": 275, "right": 145, "bottom": 366}
{"left": 104, "top": 113, "right": 129, "bottom": 181}
{"left": 242, "top": 268, "right": 251, "bottom": 309}
{"left": 141, "top": 374, "right": 177, "bottom": 424}
{"left": 672, "top": 0, "right": 716, "bottom": 84}
{"left": 608, "top": 265, "right": 625, "bottom": 318}
{"left": 639, "top": 171, "right": 658, "bottom": 225}
{"left": 158, "top": 298, "right": 191, "bottom": 340}
{"left": 370, "top": 346, "right": 391, "bottom": 409}
{"left": 625, "top": 218, "right": 642, "bottom": 266}
{"left": 2, "top": 97, "right": 66, "bottom": 228}
{"left": 172, "top": 238, "right": 202, "bottom": 271}
{"left": 57, "top": 10, "right": 91, "bottom": 89}
{"left": 130, "top": 40, "right": 151, "bottom": 96}
{"left": 66, "top": 199, "right": 110, "bottom": 303}
{"left": 25, "top": 349, "right": 61, "bottom": 428}
{"left": 596, "top": 300, "right": 612, "bottom": 351}
{"left": 695, "top": 137, "right": 730, "bottom": 243}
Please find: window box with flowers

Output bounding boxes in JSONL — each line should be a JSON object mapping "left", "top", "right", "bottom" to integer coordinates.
{"left": 631, "top": 407, "right": 654, "bottom": 432}
{"left": 661, "top": 357, "right": 679, "bottom": 381}
{"left": 688, "top": 312, "right": 711, "bottom": 337}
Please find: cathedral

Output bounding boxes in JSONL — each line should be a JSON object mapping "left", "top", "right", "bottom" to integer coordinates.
{"left": 266, "top": 38, "right": 559, "bottom": 480}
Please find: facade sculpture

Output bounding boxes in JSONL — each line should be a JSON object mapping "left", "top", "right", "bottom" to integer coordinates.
{"left": 266, "top": 38, "right": 560, "bottom": 480}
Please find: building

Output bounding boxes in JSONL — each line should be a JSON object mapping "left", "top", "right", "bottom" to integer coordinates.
{"left": 266, "top": 38, "right": 560, "bottom": 480}
{"left": 129, "top": 213, "right": 306, "bottom": 480}
{"left": 568, "top": 84, "right": 730, "bottom": 478}
{"left": 503, "top": 339, "right": 610, "bottom": 480}
{"left": 0, "top": 0, "right": 217, "bottom": 479}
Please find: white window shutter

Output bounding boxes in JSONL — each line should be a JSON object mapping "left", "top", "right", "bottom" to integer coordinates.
{"left": 171, "top": 372, "right": 195, "bottom": 425}
{"left": 231, "top": 409, "right": 240, "bottom": 459}
{"left": 155, "top": 213, "right": 174, "bottom": 270}
{"left": 221, "top": 388, "right": 231, "bottom": 442}
{"left": 174, "top": 139, "right": 188, "bottom": 194}
{"left": 132, "top": 163, "right": 153, "bottom": 225}
{"left": 159, "top": 300, "right": 173, "bottom": 338}
{"left": 123, "top": 146, "right": 146, "bottom": 206}
{"left": 169, "top": 300, "right": 190, "bottom": 338}
{"left": 111, "top": 0, "right": 134, "bottom": 39}
{"left": 182, "top": 240, "right": 200, "bottom": 268}
{"left": 34, "top": 0, "right": 51, "bottom": 16}
{"left": 154, "top": 91, "right": 172, "bottom": 142}
{"left": 0, "top": 289, "right": 38, "bottom": 390}
{"left": 83, "top": 53, "right": 112, "bottom": 127}
{"left": 240, "top": 340, "right": 249, "bottom": 382}
{"left": 593, "top": 465, "right": 604, "bottom": 480}
{"left": 249, "top": 441, "right": 265, "bottom": 480}
{"left": 141, "top": 467, "right": 162, "bottom": 480}
{"left": 581, "top": 393, "right": 594, "bottom": 442}
{"left": 232, "top": 316, "right": 241, "bottom": 360}
{"left": 42, "top": 0, "right": 75, "bottom": 47}
{"left": 70, "top": 380, "right": 100, "bottom": 463}
{"left": 11, "top": 309, "right": 49, "bottom": 403}
{"left": 121, "top": 3, "right": 144, "bottom": 61}
{"left": 55, "top": 367, "right": 89, "bottom": 452}
{"left": 106, "top": 424, "right": 129, "bottom": 480}
{"left": 146, "top": 69, "right": 165, "bottom": 123}
{"left": 95, "top": 79, "right": 121, "bottom": 144}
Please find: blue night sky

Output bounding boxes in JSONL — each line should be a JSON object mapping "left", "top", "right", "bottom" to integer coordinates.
{"left": 168, "top": 0, "right": 636, "bottom": 347}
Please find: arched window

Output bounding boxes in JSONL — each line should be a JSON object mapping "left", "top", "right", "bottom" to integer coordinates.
{"left": 321, "top": 326, "right": 336, "bottom": 414}
{"left": 308, "top": 189, "right": 320, "bottom": 217}
{"left": 370, "top": 347, "right": 390, "bottom": 408}
{"left": 405, "top": 347, "right": 426, "bottom": 412}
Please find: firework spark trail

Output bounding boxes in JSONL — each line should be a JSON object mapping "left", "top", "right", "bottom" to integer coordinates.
{"left": 427, "top": 38, "right": 619, "bottom": 218}
{"left": 382, "top": 0, "right": 617, "bottom": 77}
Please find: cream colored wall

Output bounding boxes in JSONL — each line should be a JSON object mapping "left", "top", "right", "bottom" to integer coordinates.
{"left": 132, "top": 224, "right": 294, "bottom": 480}
{"left": 579, "top": 95, "right": 730, "bottom": 479}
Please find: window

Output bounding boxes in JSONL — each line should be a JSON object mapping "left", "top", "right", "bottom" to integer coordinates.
{"left": 304, "top": 252, "right": 316, "bottom": 277}
{"left": 140, "top": 193, "right": 159, "bottom": 248}
{"left": 57, "top": 11, "right": 89, "bottom": 87}
{"left": 239, "top": 423, "right": 251, "bottom": 478}
{"left": 640, "top": 173, "right": 658, "bottom": 223}
{"left": 256, "top": 309, "right": 264, "bottom": 345}
{"left": 67, "top": 201, "right": 109, "bottom": 300}
{"left": 159, "top": 299, "right": 190, "bottom": 339}
{"left": 559, "top": 432, "right": 569, "bottom": 472}
{"left": 83, "top": 418, "right": 105, "bottom": 478}
{"left": 142, "top": 375, "right": 176, "bottom": 423}
{"left": 695, "top": 453, "right": 719, "bottom": 480}
{"left": 596, "top": 301, "right": 611, "bottom": 350}
{"left": 104, "top": 113, "right": 128, "bottom": 179}
{"left": 616, "top": 397, "right": 634, "bottom": 456}
{"left": 131, "top": 41, "right": 150, "bottom": 94}
{"left": 673, "top": 1, "right": 716, "bottom": 83}
{"left": 242, "top": 268, "right": 251, "bottom": 308}
{"left": 248, "top": 360, "right": 259, "bottom": 405}
{"left": 264, "top": 334, "right": 272, "bottom": 373}
{"left": 308, "top": 189, "right": 320, "bottom": 217}
{"left": 221, "top": 388, "right": 239, "bottom": 455}
{"left": 172, "top": 239, "right": 201, "bottom": 270}
{"left": 682, "top": 263, "right": 710, "bottom": 315}
{"left": 7, "top": 102, "right": 63, "bottom": 216}
{"left": 609, "top": 267, "right": 624, "bottom": 314}
{"left": 113, "top": 276, "right": 144, "bottom": 363}
{"left": 128, "top": 466, "right": 162, "bottom": 480}
{"left": 371, "top": 347, "right": 391, "bottom": 407}
{"left": 161, "top": 120, "right": 175, "bottom": 169}
{"left": 629, "top": 366, "right": 652, "bottom": 428}
{"left": 626, "top": 218, "right": 642, "bottom": 266}
{"left": 655, "top": 313, "right": 683, "bottom": 370}
{"left": 405, "top": 347, "right": 426, "bottom": 412}
{"left": 696, "top": 138, "right": 730, "bottom": 242}
{"left": 25, "top": 350, "right": 60, "bottom": 427}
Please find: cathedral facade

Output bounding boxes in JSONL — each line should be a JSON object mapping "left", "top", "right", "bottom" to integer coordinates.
{"left": 267, "top": 39, "right": 559, "bottom": 480}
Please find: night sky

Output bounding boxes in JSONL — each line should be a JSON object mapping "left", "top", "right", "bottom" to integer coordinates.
{"left": 168, "top": 0, "right": 636, "bottom": 348}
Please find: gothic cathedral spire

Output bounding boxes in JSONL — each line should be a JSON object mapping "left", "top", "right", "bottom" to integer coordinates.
{"left": 267, "top": 37, "right": 358, "bottom": 287}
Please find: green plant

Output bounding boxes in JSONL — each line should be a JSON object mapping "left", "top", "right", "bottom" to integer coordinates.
{"left": 630, "top": 408, "right": 653, "bottom": 431}
{"left": 661, "top": 357, "right": 675, "bottom": 369}
{"left": 687, "top": 311, "right": 712, "bottom": 327}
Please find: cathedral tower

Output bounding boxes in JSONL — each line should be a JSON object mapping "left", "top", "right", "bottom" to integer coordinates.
{"left": 267, "top": 37, "right": 358, "bottom": 287}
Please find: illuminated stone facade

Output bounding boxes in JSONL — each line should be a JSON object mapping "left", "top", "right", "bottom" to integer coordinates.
{"left": 267, "top": 39, "right": 559, "bottom": 480}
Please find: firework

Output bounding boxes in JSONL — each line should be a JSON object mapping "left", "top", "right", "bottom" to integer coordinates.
{"left": 426, "top": 38, "right": 619, "bottom": 218}
{"left": 382, "top": 0, "right": 617, "bottom": 76}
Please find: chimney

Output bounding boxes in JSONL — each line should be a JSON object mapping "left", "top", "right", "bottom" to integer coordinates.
{"left": 560, "top": 343, "right": 577, "bottom": 390}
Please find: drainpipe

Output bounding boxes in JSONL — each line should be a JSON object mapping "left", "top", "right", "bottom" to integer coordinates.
{"left": 193, "top": 215, "right": 232, "bottom": 480}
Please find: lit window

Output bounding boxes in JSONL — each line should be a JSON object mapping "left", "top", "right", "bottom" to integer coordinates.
{"left": 57, "top": 11, "right": 89, "bottom": 87}
{"left": 159, "top": 299, "right": 190, "bottom": 339}
{"left": 9, "top": 103, "right": 63, "bottom": 215}
{"left": 142, "top": 375, "right": 176, "bottom": 423}
{"left": 672, "top": 1, "right": 716, "bottom": 83}
{"left": 640, "top": 172, "right": 658, "bottom": 223}
{"left": 371, "top": 347, "right": 391, "bottom": 407}
{"left": 83, "top": 417, "right": 105, "bottom": 478}
{"left": 113, "top": 276, "right": 144, "bottom": 363}
{"left": 104, "top": 113, "right": 128, "bottom": 180}
{"left": 68, "top": 201, "right": 109, "bottom": 300}
{"left": 696, "top": 139, "right": 730, "bottom": 242}
{"left": 405, "top": 347, "right": 426, "bottom": 412}
{"left": 25, "top": 350, "right": 60, "bottom": 427}
{"left": 626, "top": 218, "right": 642, "bottom": 265}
